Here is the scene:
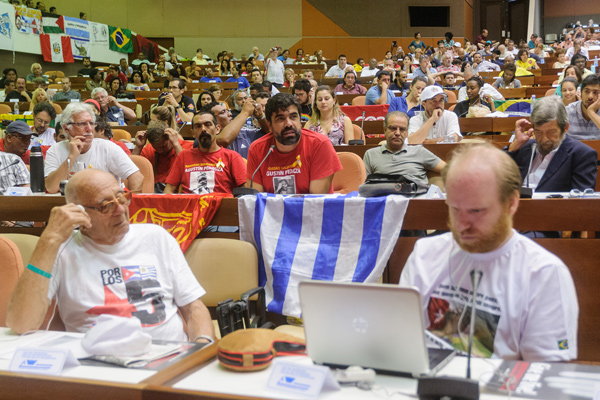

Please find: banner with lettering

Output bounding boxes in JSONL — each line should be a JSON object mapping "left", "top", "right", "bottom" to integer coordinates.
{"left": 15, "top": 6, "right": 41, "bottom": 34}
{"left": 90, "top": 22, "right": 108, "bottom": 45}
{"left": 58, "top": 16, "right": 89, "bottom": 59}
{"left": 129, "top": 194, "right": 227, "bottom": 252}
{"left": 0, "top": 2, "right": 15, "bottom": 51}
{"left": 340, "top": 104, "right": 389, "bottom": 121}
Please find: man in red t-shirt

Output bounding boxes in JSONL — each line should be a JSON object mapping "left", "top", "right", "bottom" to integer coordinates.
{"left": 246, "top": 93, "right": 342, "bottom": 194}
{"left": 164, "top": 112, "right": 246, "bottom": 194}
{"left": 132, "top": 120, "right": 193, "bottom": 192}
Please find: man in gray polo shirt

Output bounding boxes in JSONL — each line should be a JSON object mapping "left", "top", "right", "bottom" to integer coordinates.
{"left": 566, "top": 74, "right": 600, "bottom": 140}
{"left": 363, "top": 111, "right": 446, "bottom": 188}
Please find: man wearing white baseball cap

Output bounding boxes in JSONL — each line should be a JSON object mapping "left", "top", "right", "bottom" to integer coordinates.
{"left": 408, "top": 85, "right": 462, "bottom": 144}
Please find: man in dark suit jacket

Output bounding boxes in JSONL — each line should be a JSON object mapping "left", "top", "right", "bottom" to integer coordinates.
{"left": 506, "top": 96, "right": 597, "bottom": 193}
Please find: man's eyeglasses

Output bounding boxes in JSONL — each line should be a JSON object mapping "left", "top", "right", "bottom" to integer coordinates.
{"left": 8, "top": 133, "right": 31, "bottom": 141}
{"left": 83, "top": 192, "right": 132, "bottom": 214}
{"left": 35, "top": 118, "right": 50, "bottom": 126}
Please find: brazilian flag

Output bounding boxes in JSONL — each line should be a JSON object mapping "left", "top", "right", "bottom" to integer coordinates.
{"left": 109, "top": 26, "right": 133, "bottom": 53}
{"left": 494, "top": 99, "right": 532, "bottom": 116}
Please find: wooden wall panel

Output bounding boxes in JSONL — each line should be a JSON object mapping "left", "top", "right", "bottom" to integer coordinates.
{"left": 545, "top": 0, "right": 600, "bottom": 18}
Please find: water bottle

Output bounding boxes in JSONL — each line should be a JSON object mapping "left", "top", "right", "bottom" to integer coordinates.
{"left": 13, "top": 102, "right": 19, "bottom": 115}
{"left": 117, "top": 109, "right": 125, "bottom": 125}
{"left": 530, "top": 95, "right": 536, "bottom": 114}
{"left": 30, "top": 146, "right": 45, "bottom": 193}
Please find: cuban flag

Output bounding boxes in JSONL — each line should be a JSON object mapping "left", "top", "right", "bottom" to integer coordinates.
{"left": 239, "top": 193, "right": 409, "bottom": 317}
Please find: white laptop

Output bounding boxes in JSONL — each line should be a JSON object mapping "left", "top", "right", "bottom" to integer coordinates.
{"left": 298, "top": 281, "right": 455, "bottom": 377}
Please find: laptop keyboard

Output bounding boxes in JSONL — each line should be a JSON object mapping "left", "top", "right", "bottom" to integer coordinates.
{"left": 428, "top": 348, "right": 455, "bottom": 369}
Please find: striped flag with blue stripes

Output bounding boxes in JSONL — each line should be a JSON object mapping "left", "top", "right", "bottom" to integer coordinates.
{"left": 238, "top": 193, "right": 409, "bottom": 317}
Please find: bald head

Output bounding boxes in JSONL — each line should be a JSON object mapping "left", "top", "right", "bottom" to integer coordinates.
{"left": 66, "top": 169, "right": 117, "bottom": 204}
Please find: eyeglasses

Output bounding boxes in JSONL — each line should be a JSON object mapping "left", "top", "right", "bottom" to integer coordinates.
{"left": 68, "top": 121, "right": 94, "bottom": 128}
{"left": 83, "top": 191, "right": 132, "bottom": 214}
{"left": 35, "top": 118, "right": 50, "bottom": 126}
{"left": 569, "top": 188, "right": 598, "bottom": 198}
{"left": 8, "top": 133, "right": 31, "bottom": 141}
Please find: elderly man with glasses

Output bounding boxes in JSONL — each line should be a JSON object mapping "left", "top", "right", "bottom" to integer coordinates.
{"left": 44, "top": 102, "right": 143, "bottom": 194}
{"left": 7, "top": 168, "right": 215, "bottom": 344}
{"left": 0, "top": 120, "right": 39, "bottom": 164}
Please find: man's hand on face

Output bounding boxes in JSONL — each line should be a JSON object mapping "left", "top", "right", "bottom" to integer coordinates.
{"left": 164, "top": 127, "right": 180, "bottom": 144}
{"left": 44, "top": 203, "right": 92, "bottom": 244}
{"left": 431, "top": 108, "right": 443, "bottom": 123}
{"left": 165, "top": 93, "right": 178, "bottom": 107}
{"left": 69, "top": 136, "right": 85, "bottom": 158}
{"left": 134, "top": 130, "right": 147, "bottom": 149}
{"left": 586, "top": 95, "right": 600, "bottom": 115}
{"left": 107, "top": 95, "right": 119, "bottom": 107}
{"left": 509, "top": 119, "right": 534, "bottom": 151}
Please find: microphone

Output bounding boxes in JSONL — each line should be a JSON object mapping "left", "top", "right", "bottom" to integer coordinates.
{"left": 0, "top": 159, "right": 19, "bottom": 173}
{"left": 360, "top": 111, "right": 366, "bottom": 134}
{"left": 417, "top": 270, "right": 481, "bottom": 400}
{"left": 232, "top": 145, "right": 275, "bottom": 197}
{"left": 520, "top": 142, "right": 536, "bottom": 198}
{"left": 349, "top": 111, "right": 366, "bottom": 145}
{"left": 466, "top": 269, "right": 483, "bottom": 380}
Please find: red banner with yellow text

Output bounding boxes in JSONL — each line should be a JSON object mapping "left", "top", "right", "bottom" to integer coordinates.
{"left": 129, "top": 194, "right": 227, "bottom": 252}
{"left": 340, "top": 104, "right": 389, "bottom": 121}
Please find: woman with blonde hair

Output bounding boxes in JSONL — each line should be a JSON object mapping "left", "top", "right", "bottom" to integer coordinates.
{"left": 282, "top": 68, "right": 295, "bottom": 88}
{"left": 150, "top": 104, "right": 185, "bottom": 140}
{"left": 151, "top": 105, "right": 178, "bottom": 129}
{"left": 29, "top": 88, "right": 52, "bottom": 111}
{"left": 306, "top": 85, "right": 354, "bottom": 145}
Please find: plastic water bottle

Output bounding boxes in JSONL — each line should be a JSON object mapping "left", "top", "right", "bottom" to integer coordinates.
{"left": 30, "top": 146, "right": 45, "bottom": 193}
{"left": 117, "top": 109, "right": 125, "bottom": 125}
{"left": 592, "top": 57, "right": 598, "bottom": 74}
{"left": 530, "top": 95, "right": 536, "bottom": 114}
{"left": 13, "top": 101, "right": 19, "bottom": 115}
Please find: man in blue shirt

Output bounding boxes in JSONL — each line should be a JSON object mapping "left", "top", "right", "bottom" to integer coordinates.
{"left": 200, "top": 68, "right": 222, "bottom": 83}
{"left": 225, "top": 66, "right": 250, "bottom": 90}
{"left": 365, "top": 71, "right": 395, "bottom": 105}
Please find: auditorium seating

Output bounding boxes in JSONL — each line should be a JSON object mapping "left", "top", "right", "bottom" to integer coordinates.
{"left": 129, "top": 155, "right": 155, "bottom": 194}
{"left": 0, "top": 236, "right": 23, "bottom": 327}
{"left": 184, "top": 238, "right": 259, "bottom": 338}
{"left": 332, "top": 152, "right": 367, "bottom": 194}
{"left": 0, "top": 233, "right": 39, "bottom": 267}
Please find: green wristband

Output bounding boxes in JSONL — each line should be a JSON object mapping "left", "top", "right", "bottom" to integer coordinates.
{"left": 27, "top": 264, "right": 51, "bottom": 279}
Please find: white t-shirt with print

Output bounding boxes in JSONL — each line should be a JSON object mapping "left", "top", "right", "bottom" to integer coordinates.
{"left": 47, "top": 224, "right": 205, "bottom": 341}
{"left": 44, "top": 138, "right": 139, "bottom": 180}
{"left": 400, "top": 230, "right": 578, "bottom": 361}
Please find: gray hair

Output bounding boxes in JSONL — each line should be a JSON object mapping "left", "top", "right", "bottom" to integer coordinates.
{"left": 232, "top": 89, "right": 246, "bottom": 111}
{"left": 91, "top": 87, "right": 107, "bottom": 98}
{"left": 530, "top": 96, "right": 568, "bottom": 134}
{"left": 384, "top": 111, "right": 409, "bottom": 127}
{"left": 61, "top": 102, "right": 96, "bottom": 126}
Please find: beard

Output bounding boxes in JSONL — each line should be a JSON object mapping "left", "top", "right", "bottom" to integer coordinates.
{"left": 537, "top": 134, "right": 564, "bottom": 157}
{"left": 450, "top": 205, "right": 513, "bottom": 253}
{"left": 199, "top": 132, "right": 212, "bottom": 149}
{"left": 274, "top": 125, "right": 301, "bottom": 146}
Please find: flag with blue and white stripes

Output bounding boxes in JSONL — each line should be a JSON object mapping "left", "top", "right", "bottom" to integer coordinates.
{"left": 238, "top": 192, "right": 409, "bottom": 317}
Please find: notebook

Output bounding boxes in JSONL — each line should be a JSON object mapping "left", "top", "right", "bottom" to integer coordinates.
{"left": 298, "top": 281, "right": 455, "bottom": 377}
